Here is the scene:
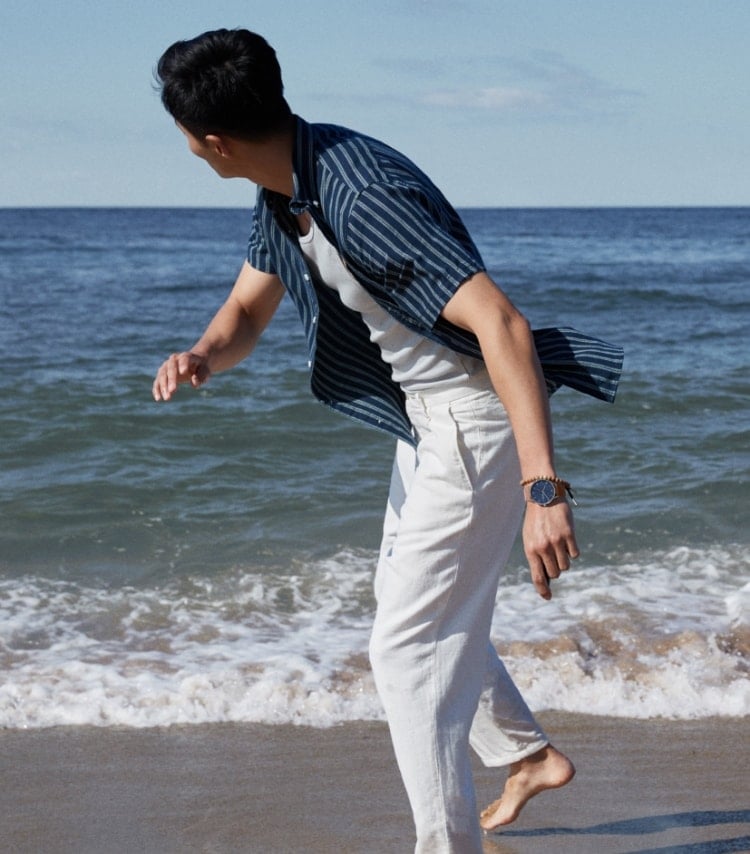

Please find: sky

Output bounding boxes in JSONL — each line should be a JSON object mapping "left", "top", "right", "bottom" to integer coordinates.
{"left": 2, "top": 0, "right": 749, "bottom": 208}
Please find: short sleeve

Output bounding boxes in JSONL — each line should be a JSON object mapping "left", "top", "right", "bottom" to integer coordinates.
{"left": 246, "top": 202, "right": 277, "bottom": 275}
{"left": 341, "top": 182, "right": 485, "bottom": 329}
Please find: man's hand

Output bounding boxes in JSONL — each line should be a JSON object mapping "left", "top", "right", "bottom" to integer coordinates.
{"left": 152, "top": 351, "right": 211, "bottom": 401}
{"left": 522, "top": 502, "right": 579, "bottom": 600}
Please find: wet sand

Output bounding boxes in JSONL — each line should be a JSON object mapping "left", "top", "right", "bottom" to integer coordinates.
{"left": 2, "top": 713, "right": 749, "bottom": 853}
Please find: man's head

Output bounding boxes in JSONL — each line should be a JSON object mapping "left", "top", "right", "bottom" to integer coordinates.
{"left": 156, "top": 28, "right": 292, "bottom": 141}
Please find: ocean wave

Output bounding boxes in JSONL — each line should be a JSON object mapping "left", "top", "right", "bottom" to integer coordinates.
{"left": 0, "top": 545, "right": 747, "bottom": 729}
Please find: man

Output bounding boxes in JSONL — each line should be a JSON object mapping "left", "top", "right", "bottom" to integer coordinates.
{"left": 152, "top": 28, "right": 621, "bottom": 853}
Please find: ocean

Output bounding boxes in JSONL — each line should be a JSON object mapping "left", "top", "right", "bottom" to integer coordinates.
{"left": 1, "top": 206, "right": 747, "bottom": 728}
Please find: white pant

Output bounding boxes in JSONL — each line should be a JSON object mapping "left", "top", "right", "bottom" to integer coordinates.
{"left": 369, "top": 371, "right": 548, "bottom": 854}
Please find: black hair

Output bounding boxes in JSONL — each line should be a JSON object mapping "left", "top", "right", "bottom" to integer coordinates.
{"left": 156, "top": 28, "right": 292, "bottom": 139}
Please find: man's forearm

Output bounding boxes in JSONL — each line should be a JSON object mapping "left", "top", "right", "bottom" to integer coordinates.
{"left": 190, "top": 294, "right": 260, "bottom": 374}
{"left": 477, "top": 312, "right": 557, "bottom": 480}
{"left": 441, "top": 272, "right": 557, "bottom": 479}
{"left": 191, "top": 262, "right": 285, "bottom": 374}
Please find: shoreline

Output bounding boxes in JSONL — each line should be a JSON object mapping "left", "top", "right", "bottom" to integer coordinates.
{"left": 2, "top": 713, "right": 749, "bottom": 853}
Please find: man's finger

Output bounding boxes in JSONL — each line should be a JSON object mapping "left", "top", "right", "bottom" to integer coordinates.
{"left": 529, "top": 558, "right": 552, "bottom": 600}
{"left": 552, "top": 546, "right": 571, "bottom": 573}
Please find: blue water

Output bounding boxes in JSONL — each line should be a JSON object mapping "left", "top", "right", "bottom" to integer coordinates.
{"left": 0, "top": 207, "right": 748, "bottom": 727}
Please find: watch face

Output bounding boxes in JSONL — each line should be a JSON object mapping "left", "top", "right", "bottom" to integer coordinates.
{"left": 529, "top": 479, "right": 557, "bottom": 506}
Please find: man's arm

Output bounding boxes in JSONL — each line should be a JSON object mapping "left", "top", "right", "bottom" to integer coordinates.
{"left": 152, "top": 260, "right": 285, "bottom": 402}
{"left": 441, "top": 271, "right": 579, "bottom": 600}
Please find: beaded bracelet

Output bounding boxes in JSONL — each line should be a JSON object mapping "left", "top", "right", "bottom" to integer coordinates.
{"left": 519, "top": 476, "right": 569, "bottom": 487}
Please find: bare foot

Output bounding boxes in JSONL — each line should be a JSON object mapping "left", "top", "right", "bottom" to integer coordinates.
{"left": 479, "top": 744, "right": 575, "bottom": 831}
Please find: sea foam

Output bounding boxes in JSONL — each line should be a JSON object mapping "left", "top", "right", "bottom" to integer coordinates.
{"left": 0, "top": 545, "right": 747, "bottom": 729}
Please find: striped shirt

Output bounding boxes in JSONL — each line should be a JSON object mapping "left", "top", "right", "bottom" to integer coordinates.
{"left": 248, "top": 116, "right": 623, "bottom": 444}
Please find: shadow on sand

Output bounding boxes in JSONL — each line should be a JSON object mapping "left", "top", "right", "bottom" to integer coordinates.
{"left": 486, "top": 809, "right": 750, "bottom": 853}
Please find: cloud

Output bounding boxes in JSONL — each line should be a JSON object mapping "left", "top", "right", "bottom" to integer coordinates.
{"left": 418, "top": 51, "right": 641, "bottom": 119}
{"left": 422, "top": 86, "right": 548, "bottom": 111}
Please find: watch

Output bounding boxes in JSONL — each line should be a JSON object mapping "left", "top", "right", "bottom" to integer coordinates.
{"left": 526, "top": 478, "right": 571, "bottom": 507}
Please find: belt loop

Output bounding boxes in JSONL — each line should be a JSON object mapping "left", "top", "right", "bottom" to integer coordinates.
{"left": 407, "top": 391, "right": 430, "bottom": 420}
{"left": 418, "top": 392, "right": 430, "bottom": 419}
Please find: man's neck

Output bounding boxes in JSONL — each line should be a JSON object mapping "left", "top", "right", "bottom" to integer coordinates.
{"left": 235, "top": 118, "right": 296, "bottom": 196}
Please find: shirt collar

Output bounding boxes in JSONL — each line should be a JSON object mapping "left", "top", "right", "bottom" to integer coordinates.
{"left": 290, "top": 115, "right": 317, "bottom": 214}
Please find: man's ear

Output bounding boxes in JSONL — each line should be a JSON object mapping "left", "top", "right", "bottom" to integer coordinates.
{"left": 204, "top": 134, "right": 229, "bottom": 158}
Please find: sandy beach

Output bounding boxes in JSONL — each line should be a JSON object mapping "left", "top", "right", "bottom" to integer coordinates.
{"left": 2, "top": 713, "right": 748, "bottom": 853}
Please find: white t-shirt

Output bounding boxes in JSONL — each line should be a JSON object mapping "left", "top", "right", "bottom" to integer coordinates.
{"left": 299, "top": 220, "right": 483, "bottom": 393}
